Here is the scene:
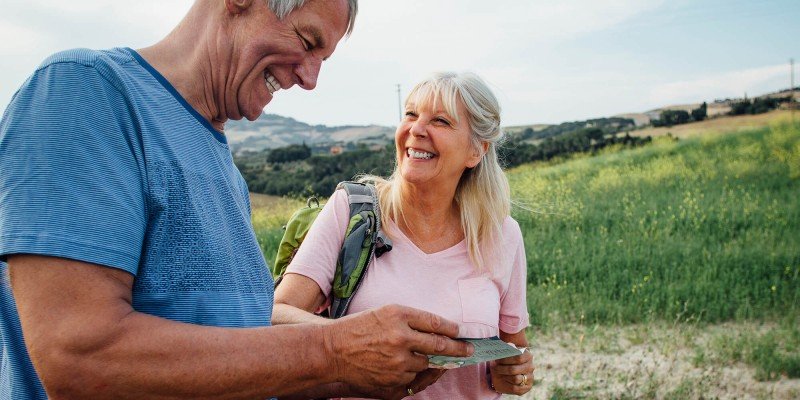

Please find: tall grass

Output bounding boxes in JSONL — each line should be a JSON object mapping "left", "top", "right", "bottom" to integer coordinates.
{"left": 250, "top": 196, "right": 305, "bottom": 267}
{"left": 510, "top": 123, "right": 800, "bottom": 326}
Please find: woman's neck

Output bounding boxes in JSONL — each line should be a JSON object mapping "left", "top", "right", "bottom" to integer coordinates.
{"left": 397, "top": 182, "right": 463, "bottom": 253}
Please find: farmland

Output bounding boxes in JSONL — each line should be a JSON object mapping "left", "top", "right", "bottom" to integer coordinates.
{"left": 251, "top": 112, "right": 800, "bottom": 398}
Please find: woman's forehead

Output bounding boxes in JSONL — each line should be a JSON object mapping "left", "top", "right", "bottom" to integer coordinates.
{"left": 407, "top": 87, "right": 463, "bottom": 118}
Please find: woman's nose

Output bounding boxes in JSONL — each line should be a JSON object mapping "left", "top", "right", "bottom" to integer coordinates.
{"left": 409, "top": 120, "right": 428, "bottom": 137}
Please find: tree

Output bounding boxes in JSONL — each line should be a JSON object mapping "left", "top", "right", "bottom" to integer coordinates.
{"left": 266, "top": 143, "right": 311, "bottom": 163}
{"left": 659, "top": 110, "right": 691, "bottom": 127}
{"left": 691, "top": 102, "right": 707, "bottom": 122}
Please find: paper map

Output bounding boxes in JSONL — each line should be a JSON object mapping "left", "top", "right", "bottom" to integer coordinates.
{"left": 427, "top": 336, "right": 525, "bottom": 369}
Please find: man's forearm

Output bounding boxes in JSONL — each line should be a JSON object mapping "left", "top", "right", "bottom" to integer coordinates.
{"left": 10, "top": 255, "right": 336, "bottom": 399}
{"left": 34, "top": 311, "right": 337, "bottom": 399}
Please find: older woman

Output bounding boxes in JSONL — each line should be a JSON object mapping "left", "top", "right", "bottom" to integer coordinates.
{"left": 274, "top": 72, "right": 534, "bottom": 398}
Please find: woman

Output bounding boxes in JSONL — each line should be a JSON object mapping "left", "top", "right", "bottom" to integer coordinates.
{"left": 274, "top": 72, "right": 533, "bottom": 398}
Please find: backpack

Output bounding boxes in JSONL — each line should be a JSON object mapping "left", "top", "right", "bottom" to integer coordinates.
{"left": 272, "top": 181, "right": 392, "bottom": 318}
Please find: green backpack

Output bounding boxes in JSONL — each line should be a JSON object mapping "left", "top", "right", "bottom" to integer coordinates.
{"left": 272, "top": 181, "right": 392, "bottom": 318}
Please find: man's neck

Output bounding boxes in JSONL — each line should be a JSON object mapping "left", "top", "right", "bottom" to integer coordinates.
{"left": 135, "top": 1, "right": 226, "bottom": 131}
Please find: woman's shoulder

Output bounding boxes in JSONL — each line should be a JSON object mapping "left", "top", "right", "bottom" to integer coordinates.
{"left": 501, "top": 215, "right": 523, "bottom": 238}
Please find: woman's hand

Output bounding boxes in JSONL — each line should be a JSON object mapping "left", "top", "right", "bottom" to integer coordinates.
{"left": 489, "top": 348, "right": 534, "bottom": 395}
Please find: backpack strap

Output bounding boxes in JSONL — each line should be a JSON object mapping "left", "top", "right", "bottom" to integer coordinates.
{"left": 329, "top": 181, "right": 392, "bottom": 318}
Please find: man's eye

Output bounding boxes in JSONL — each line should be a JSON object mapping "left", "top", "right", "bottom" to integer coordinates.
{"left": 303, "top": 38, "right": 312, "bottom": 50}
{"left": 299, "top": 35, "right": 313, "bottom": 51}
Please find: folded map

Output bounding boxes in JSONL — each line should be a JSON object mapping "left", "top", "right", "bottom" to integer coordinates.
{"left": 428, "top": 336, "right": 525, "bottom": 369}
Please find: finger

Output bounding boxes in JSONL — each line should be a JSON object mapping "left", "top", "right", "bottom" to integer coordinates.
{"left": 405, "top": 352, "right": 433, "bottom": 373}
{"left": 503, "top": 372, "right": 532, "bottom": 387}
{"left": 408, "top": 331, "right": 473, "bottom": 357}
{"left": 493, "top": 363, "right": 532, "bottom": 376}
{"left": 402, "top": 307, "right": 460, "bottom": 338}
{"left": 407, "top": 368, "right": 447, "bottom": 393}
{"left": 496, "top": 349, "right": 533, "bottom": 365}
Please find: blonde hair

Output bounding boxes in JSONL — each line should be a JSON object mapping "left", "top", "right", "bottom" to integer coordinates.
{"left": 361, "top": 72, "right": 510, "bottom": 271}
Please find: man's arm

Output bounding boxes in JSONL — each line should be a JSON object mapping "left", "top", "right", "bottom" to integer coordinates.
{"left": 10, "top": 255, "right": 472, "bottom": 399}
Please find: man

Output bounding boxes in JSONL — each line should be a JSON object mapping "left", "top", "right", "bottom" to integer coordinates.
{"left": 0, "top": 0, "right": 472, "bottom": 398}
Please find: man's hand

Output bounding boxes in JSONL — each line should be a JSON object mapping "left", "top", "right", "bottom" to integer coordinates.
{"left": 349, "top": 368, "right": 447, "bottom": 400}
{"left": 323, "top": 304, "right": 473, "bottom": 389}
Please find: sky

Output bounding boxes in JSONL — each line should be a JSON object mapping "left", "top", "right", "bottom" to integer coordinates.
{"left": 1, "top": 0, "right": 797, "bottom": 127}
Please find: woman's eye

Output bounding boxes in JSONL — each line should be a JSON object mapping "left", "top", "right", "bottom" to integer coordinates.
{"left": 434, "top": 117, "right": 451, "bottom": 126}
{"left": 404, "top": 111, "right": 417, "bottom": 118}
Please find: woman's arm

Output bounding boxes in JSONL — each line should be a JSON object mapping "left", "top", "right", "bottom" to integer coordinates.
{"left": 273, "top": 273, "right": 331, "bottom": 325}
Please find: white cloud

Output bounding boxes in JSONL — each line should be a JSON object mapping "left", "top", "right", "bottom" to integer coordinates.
{"left": 649, "top": 64, "right": 790, "bottom": 104}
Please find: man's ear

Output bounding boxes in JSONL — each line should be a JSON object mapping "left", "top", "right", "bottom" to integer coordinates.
{"left": 225, "top": 0, "right": 254, "bottom": 15}
{"left": 466, "top": 141, "right": 489, "bottom": 168}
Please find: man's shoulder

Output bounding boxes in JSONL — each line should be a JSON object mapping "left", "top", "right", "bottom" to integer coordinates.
{"left": 37, "top": 47, "right": 134, "bottom": 71}
{"left": 33, "top": 48, "right": 137, "bottom": 90}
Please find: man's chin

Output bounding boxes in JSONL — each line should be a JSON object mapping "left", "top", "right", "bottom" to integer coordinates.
{"left": 244, "top": 98, "right": 270, "bottom": 121}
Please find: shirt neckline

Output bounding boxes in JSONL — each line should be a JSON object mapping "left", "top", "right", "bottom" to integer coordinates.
{"left": 123, "top": 47, "right": 227, "bottom": 145}
{"left": 387, "top": 220, "right": 466, "bottom": 259}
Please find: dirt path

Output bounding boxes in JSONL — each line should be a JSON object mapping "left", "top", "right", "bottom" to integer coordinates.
{"left": 501, "top": 323, "right": 800, "bottom": 399}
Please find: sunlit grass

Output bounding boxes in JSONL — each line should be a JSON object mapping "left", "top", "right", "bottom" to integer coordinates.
{"left": 249, "top": 193, "right": 304, "bottom": 266}
{"left": 510, "top": 122, "right": 800, "bottom": 326}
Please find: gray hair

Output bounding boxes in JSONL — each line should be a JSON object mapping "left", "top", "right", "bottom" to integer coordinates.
{"left": 268, "top": 0, "right": 358, "bottom": 37}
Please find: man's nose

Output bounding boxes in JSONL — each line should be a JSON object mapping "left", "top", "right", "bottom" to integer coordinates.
{"left": 295, "top": 58, "right": 322, "bottom": 90}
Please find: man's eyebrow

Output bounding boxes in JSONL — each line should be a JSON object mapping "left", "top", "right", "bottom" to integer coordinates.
{"left": 303, "top": 25, "right": 326, "bottom": 51}
{"left": 299, "top": 25, "right": 334, "bottom": 61}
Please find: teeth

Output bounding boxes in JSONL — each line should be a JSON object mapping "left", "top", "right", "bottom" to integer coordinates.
{"left": 407, "top": 148, "right": 434, "bottom": 160}
{"left": 264, "top": 73, "right": 280, "bottom": 94}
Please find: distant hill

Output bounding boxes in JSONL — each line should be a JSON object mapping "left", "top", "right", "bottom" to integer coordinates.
{"left": 226, "top": 88, "right": 796, "bottom": 154}
{"left": 225, "top": 113, "right": 394, "bottom": 154}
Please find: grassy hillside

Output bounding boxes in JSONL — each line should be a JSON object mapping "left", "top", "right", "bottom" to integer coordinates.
{"left": 510, "top": 121, "right": 799, "bottom": 326}
{"left": 251, "top": 119, "right": 800, "bottom": 327}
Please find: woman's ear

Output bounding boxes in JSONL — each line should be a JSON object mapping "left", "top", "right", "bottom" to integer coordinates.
{"left": 466, "top": 142, "right": 489, "bottom": 168}
{"left": 225, "top": 0, "right": 254, "bottom": 15}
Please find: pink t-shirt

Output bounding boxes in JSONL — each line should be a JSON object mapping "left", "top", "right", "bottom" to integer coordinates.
{"left": 287, "top": 189, "right": 530, "bottom": 399}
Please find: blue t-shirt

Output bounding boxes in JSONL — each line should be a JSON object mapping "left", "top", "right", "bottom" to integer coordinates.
{"left": 0, "top": 48, "right": 274, "bottom": 399}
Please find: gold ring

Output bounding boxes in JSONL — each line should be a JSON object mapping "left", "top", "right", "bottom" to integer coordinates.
{"left": 407, "top": 387, "right": 415, "bottom": 396}
{"left": 521, "top": 374, "right": 528, "bottom": 385}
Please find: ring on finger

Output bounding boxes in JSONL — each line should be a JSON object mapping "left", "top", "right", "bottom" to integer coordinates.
{"left": 521, "top": 374, "right": 528, "bottom": 386}
{"left": 407, "top": 387, "right": 414, "bottom": 396}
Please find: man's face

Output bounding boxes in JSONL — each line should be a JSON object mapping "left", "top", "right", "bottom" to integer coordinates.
{"left": 222, "top": 0, "right": 349, "bottom": 122}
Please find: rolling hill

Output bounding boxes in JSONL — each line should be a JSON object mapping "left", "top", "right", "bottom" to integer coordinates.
{"left": 225, "top": 113, "right": 393, "bottom": 154}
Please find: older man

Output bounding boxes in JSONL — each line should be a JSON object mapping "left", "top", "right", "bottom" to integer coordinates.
{"left": 0, "top": 0, "right": 471, "bottom": 399}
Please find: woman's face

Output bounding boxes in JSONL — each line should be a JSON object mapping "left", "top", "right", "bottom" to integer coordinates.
{"left": 395, "top": 97, "right": 483, "bottom": 189}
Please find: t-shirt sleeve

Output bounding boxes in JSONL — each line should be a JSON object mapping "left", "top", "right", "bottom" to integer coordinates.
{"left": 0, "top": 60, "right": 146, "bottom": 275}
{"left": 498, "top": 218, "right": 531, "bottom": 334}
{"left": 285, "top": 189, "right": 350, "bottom": 296}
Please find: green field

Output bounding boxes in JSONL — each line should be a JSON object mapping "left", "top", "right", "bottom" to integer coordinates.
{"left": 509, "top": 122, "right": 799, "bottom": 327}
